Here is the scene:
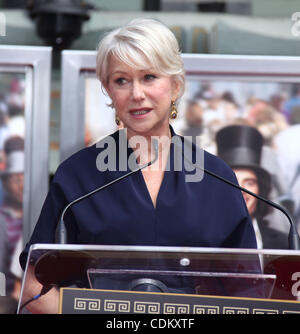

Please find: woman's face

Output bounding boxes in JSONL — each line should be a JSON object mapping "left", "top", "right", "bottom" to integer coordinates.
{"left": 105, "top": 55, "right": 180, "bottom": 138}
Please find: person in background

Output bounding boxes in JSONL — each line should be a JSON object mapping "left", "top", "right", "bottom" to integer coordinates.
{"left": 216, "top": 125, "right": 288, "bottom": 249}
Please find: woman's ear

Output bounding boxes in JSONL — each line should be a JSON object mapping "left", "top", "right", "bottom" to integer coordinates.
{"left": 171, "top": 77, "right": 182, "bottom": 102}
{"left": 102, "top": 80, "right": 110, "bottom": 98}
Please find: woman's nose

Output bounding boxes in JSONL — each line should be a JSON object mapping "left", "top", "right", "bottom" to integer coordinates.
{"left": 132, "top": 81, "right": 145, "bottom": 101}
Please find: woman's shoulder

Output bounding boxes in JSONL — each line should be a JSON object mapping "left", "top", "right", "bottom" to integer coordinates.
{"left": 203, "top": 148, "right": 234, "bottom": 178}
{"left": 54, "top": 130, "right": 120, "bottom": 180}
{"left": 171, "top": 126, "right": 234, "bottom": 179}
{"left": 177, "top": 133, "right": 235, "bottom": 181}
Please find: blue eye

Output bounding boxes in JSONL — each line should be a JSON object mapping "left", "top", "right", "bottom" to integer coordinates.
{"left": 144, "top": 74, "right": 156, "bottom": 81}
{"left": 115, "top": 78, "right": 127, "bottom": 85}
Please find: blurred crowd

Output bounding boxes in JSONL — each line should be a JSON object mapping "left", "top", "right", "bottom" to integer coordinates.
{"left": 0, "top": 76, "right": 25, "bottom": 312}
{"left": 177, "top": 81, "right": 300, "bottom": 238}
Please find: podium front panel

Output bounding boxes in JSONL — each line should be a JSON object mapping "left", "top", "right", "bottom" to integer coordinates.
{"left": 18, "top": 244, "right": 300, "bottom": 313}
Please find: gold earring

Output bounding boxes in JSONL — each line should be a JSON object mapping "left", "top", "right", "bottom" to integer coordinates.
{"left": 115, "top": 115, "right": 120, "bottom": 126}
{"left": 170, "top": 101, "right": 178, "bottom": 119}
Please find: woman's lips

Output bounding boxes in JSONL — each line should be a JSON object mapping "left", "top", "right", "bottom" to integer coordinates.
{"left": 129, "top": 108, "right": 152, "bottom": 119}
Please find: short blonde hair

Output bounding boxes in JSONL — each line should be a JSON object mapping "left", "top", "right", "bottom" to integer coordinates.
{"left": 96, "top": 18, "right": 185, "bottom": 100}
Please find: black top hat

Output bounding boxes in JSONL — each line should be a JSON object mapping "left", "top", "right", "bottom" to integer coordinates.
{"left": 216, "top": 125, "right": 271, "bottom": 189}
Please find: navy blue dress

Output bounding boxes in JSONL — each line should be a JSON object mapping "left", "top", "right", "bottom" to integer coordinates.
{"left": 20, "top": 127, "right": 257, "bottom": 273}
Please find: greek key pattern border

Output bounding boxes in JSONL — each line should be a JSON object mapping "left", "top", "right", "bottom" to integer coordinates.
{"left": 67, "top": 296, "right": 300, "bottom": 314}
{"left": 74, "top": 298, "right": 101, "bottom": 311}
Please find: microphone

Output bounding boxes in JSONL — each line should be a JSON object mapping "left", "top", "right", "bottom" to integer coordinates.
{"left": 21, "top": 138, "right": 159, "bottom": 312}
{"left": 178, "top": 141, "right": 300, "bottom": 250}
{"left": 56, "top": 138, "right": 159, "bottom": 244}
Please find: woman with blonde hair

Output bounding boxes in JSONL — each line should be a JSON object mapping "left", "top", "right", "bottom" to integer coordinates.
{"left": 20, "top": 18, "right": 257, "bottom": 313}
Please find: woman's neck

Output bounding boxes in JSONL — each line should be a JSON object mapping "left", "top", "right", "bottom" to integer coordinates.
{"left": 126, "top": 126, "right": 172, "bottom": 169}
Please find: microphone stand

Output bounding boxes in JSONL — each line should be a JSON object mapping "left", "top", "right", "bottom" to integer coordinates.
{"left": 181, "top": 148, "right": 300, "bottom": 250}
{"left": 19, "top": 139, "right": 159, "bottom": 313}
{"left": 56, "top": 138, "right": 159, "bottom": 244}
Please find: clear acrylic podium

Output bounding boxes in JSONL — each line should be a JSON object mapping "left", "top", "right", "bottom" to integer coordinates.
{"left": 17, "top": 244, "right": 300, "bottom": 314}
